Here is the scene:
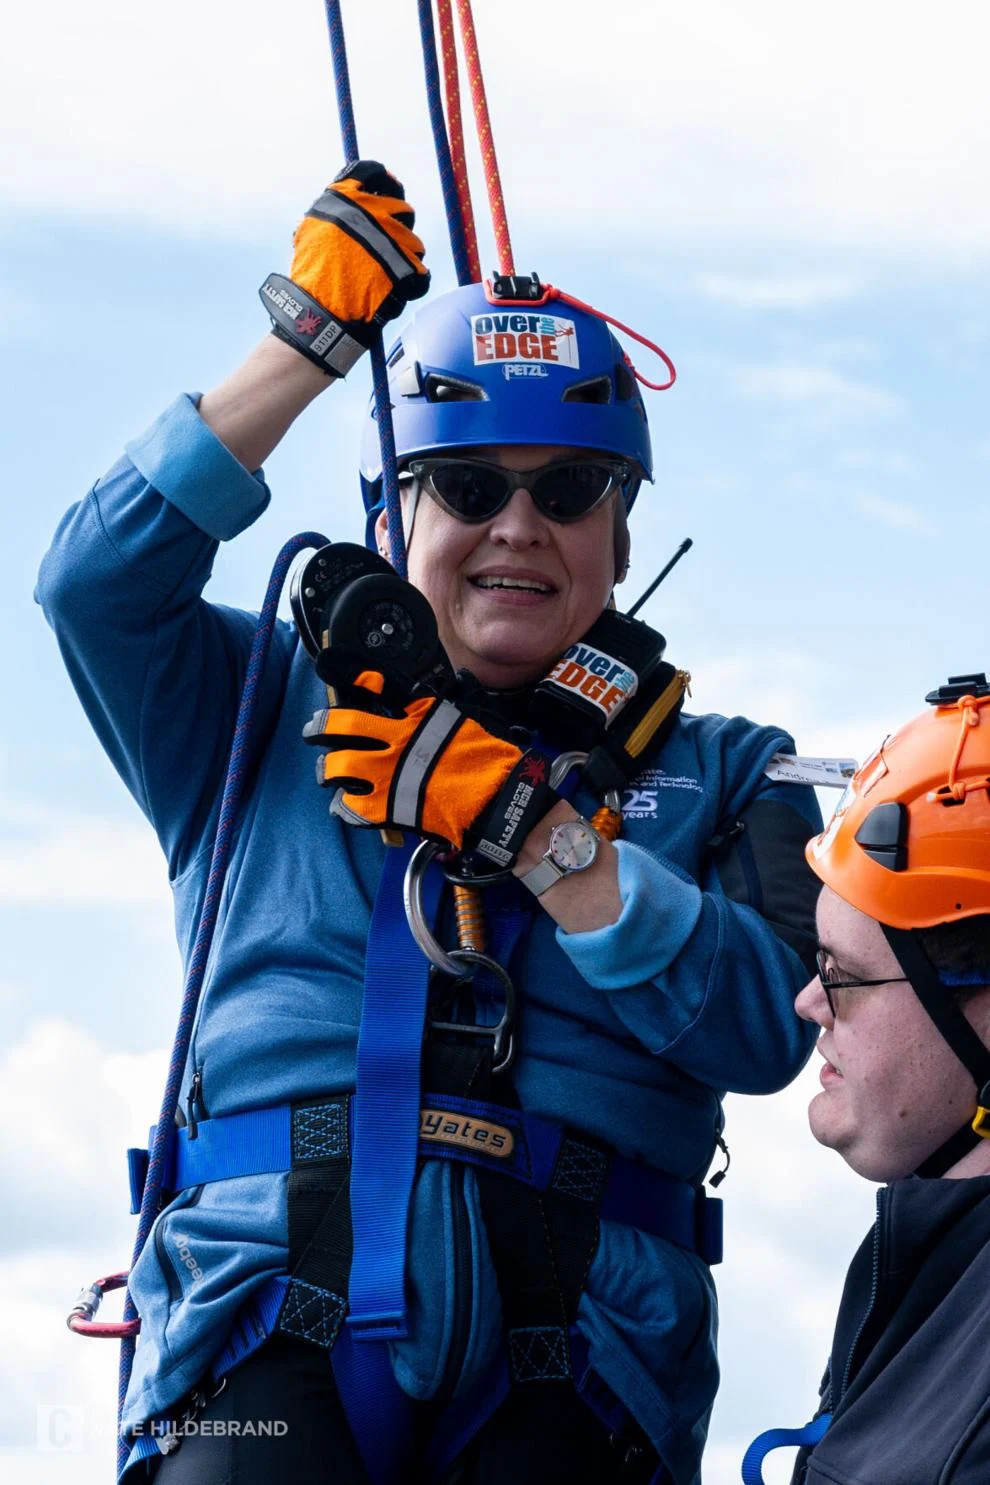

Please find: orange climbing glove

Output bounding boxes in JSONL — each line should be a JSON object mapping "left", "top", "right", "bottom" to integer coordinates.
{"left": 303, "top": 682, "right": 556, "bottom": 867}
{"left": 260, "top": 160, "right": 430, "bottom": 378}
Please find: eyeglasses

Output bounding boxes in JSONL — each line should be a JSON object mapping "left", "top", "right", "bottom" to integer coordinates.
{"left": 405, "top": 456, "right": 631, "bottom": 525}
{"left": 815, "top": 948, "right": 910, "bottom": 1017}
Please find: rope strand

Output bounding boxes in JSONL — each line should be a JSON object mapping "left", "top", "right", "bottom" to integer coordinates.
{"left": 436, "top": 0, "right": 482, "bottom": 281}
{"left": 115, "top": 533, "right": 328, "bottom": 1474}
{"left": 454, "top": 0, "right": 514, "bottom": 273}
{"left": 416, "top": 0, "right": 476, "bottom": 284}
{"left": 323, "top": 0, "right": 407, "bottom": 576}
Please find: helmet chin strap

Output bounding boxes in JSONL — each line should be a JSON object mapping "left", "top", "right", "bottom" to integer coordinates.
{"left": 881, "top": 925, "right": 990, "bottom": 1178}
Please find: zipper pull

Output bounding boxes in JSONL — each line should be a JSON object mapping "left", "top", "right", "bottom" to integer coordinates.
{"left": 186, "top": 1071, "right": 203, "bottom": 1142}
{"left": 709, "top": 1133, "right": 731, "bottom": 1188}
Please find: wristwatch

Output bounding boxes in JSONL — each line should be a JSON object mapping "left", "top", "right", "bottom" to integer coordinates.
{"left": 520, "top": 817, "right": 601, "bottom": 897}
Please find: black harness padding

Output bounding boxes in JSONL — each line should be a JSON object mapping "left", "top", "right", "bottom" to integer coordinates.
{"left": 272, "top": 1050, "right": 669, "bottom": 1475}
{"left": 423, "top": 1038, "right": 612, "bottom": 1399}
{"left": 278, "top": 1096, "right": 353, "bottom": 1351}
{"left": 883, "top": 926, "right": 990, "bottom": 1178}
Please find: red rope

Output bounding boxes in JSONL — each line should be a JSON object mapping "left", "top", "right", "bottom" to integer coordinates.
{"left": 433, "top": 1, "right": 676, "bottom": 392}
{"left": 552, "top": 287, "right": 677, "bottom": 391}
{"left": 453, "top": 0, "right": 515, "bottom": 274}
{"left": 436, "top": 0, "right": 482, "bottom": 282}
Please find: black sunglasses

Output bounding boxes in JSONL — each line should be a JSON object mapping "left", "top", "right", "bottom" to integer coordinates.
{"left": 815, "top": 948, "right": 909, "bottom": 1017}
{"left": 405, "top": 456, "right": 631, "bottom": 525}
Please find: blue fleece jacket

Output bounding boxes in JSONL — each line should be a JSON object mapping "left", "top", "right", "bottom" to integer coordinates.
{"left": 37, "top": 393, "right": 820, "bottom": 1484}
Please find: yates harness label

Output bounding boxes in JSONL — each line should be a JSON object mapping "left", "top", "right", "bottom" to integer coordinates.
{"left": 546, "top": 643, "right": 638, "bottom": 721}
{"left": 420, "top": 1108, "right": 515, "bottom": 1159}
{"left": 471, "top": 312, "right": 580, "bottom": 373}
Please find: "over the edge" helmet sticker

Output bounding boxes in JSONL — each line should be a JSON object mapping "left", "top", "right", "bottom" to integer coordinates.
{"left": 471, "top": 312, "right": 580, "bottom": 371}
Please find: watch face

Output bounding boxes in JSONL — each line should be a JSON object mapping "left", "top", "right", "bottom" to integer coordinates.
{"left": 549, "top": 820, "right": 598, "bottom": 872}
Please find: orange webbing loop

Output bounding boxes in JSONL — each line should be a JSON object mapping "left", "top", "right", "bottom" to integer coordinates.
{"left": 453, "top": 883, "right": 487, "bottom": 952}
{"left": 591, "top": 805, "right": 623, "bottom": 842}
{"left": 453, "top": 0, "right": 515, "bottom": 274}
{"left": 436, "top": 0, "right": 482, "bottom": 282}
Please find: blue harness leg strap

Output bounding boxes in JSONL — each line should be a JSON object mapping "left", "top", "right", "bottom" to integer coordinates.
{"left": 346, "top": 839, "right": 443, "bottom": 1340}
{"left": 741, "top": 1413, "right": 832, "bottom": 1484}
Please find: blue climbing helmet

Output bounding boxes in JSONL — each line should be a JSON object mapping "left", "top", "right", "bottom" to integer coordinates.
{"left": 360, "top": 280, "right": 653, "bottom": 544}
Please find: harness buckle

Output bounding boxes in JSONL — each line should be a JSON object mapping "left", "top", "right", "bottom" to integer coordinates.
{"left": 428, "top": 949, "right": 517, "bottom": 1073}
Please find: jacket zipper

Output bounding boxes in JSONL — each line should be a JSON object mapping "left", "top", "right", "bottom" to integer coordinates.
{"left": 839, "top": 1187, "right": 886, "bottom": 1402}
{"left": 185, "top": 1070, "right": 206, "bottom": 1141}
{"left": 153, "top": 1185, "right": 204, "bottom": 1305}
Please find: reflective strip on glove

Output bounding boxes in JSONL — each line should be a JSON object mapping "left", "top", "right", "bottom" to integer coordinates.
{"left": 261, "top": 159, "right": 430, "bottom": 376}
{"left": 310, "top": 696, "right": 522, "bottom": 848}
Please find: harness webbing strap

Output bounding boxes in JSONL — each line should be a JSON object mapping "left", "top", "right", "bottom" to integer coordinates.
{"left": 347, "top": 840, "right": 443, "bottom": 1340}
{"left": 741, "top": 1413, "right": 832, "bottom": 1485}
{"left": 137, "top": 1098, "right": 722, "bottom": 1264}
{"left": 276, "top": 1092, "right": 414, "bottom": 1485}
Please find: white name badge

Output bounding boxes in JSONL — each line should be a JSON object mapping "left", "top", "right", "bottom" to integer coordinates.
{"left": 763, "top": 753, "right": 859, "bottom": 789}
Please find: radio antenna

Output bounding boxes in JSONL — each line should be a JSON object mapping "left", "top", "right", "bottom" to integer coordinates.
{"left": 627, "top": 538, "right": 693, "bottom": 619}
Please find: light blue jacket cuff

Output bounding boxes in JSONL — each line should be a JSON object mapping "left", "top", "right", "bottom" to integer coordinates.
{"left": 125, "top": 393, "right": 271, "bottom": 541}
{"left": 557, "top": 841, "right": 703, "bottom": 990}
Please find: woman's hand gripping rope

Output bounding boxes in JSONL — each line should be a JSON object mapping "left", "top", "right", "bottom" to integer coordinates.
{"left": 260, "top": 160, "right": 430, "bottom": 378}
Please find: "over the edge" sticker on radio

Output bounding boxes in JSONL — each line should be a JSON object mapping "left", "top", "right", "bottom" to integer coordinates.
{"left": 545, "top": 642, "right": 638, "bottom": 720}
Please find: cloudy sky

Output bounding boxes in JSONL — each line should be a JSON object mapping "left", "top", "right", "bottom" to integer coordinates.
{"left": 2, "top": 0, "right": 988, "bottom": 1480}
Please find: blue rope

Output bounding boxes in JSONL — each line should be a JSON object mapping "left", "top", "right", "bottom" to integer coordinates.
{"left": 322, "top": 0, "right": 408, "bottom": 579}
{"left": 415, "top": 0, "right": 474, "bottom": 285}
{"left": 323, "top": 0, "right": 358, "bottom": 159}
{"left": 115, "top": 531, "right": 328, "bottom": 1476}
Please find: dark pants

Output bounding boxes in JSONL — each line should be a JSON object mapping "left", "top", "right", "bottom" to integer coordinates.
{"left": 153, "top": 1335, "right": 662, "bottom": 1484}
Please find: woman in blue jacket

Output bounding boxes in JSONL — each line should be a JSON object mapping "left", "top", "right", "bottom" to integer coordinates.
{"left": 38, "top": 163, "right": 821, "bottom": 1485}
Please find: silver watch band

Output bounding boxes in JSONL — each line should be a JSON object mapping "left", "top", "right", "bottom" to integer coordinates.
{"left": 519, "top": 856, "right": 566, "bottom": 897}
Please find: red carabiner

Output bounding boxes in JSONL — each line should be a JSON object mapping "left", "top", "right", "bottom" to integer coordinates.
{"left": 66, "top": 1272, "right": 140, "bottom": 1338}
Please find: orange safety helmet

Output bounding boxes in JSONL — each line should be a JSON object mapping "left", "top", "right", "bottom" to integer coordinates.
{"left": 807, "top": 674, "right": 990, "bottom": 930}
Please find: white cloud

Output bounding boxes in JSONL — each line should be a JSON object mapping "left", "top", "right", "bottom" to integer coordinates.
{"left": 0, "top": 1021, "right": 167, "bottom": 1469}
{"left": 0, "top": 800, "right": 170, "bottom": 906}
{"left": 856, "top": 492, "right": 929, "bottom": 532}
{"left": 4, "top": 0, "right": 990, "bottom": 257}
{"left": 0, "top": 1247, "right": 122, "bottom": 1474}
{"left": 709, "top": 1066, "right": 879, "bottom": 1459}
{"left": 696, "top": 274, "right": 860, "bottom": 310}
{"left": 0, "top": 1018, "right": 166, "bottom": 1251}
{"left": 732, "top": 365, "right": 901, "bottom": 421}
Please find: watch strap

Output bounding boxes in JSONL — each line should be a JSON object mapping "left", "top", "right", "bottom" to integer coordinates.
{"left": 519, "top": 856, "right": 566, "bottom": 897}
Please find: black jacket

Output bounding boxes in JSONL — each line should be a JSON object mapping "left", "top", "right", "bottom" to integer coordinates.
{"left": 793, "top": 1175, "right": 990, "bottom": 1485}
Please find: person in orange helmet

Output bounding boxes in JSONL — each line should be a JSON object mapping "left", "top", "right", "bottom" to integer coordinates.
{"left": 745, "top": 672, "right": 990, "bottom": 1485}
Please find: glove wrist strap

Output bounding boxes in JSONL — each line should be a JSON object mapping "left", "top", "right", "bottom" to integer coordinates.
{"left": 260, "top": 273, "right": 368, "bottom": 378}
{"left": 471, "top": 753, "right": 557, "bottom": 870}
